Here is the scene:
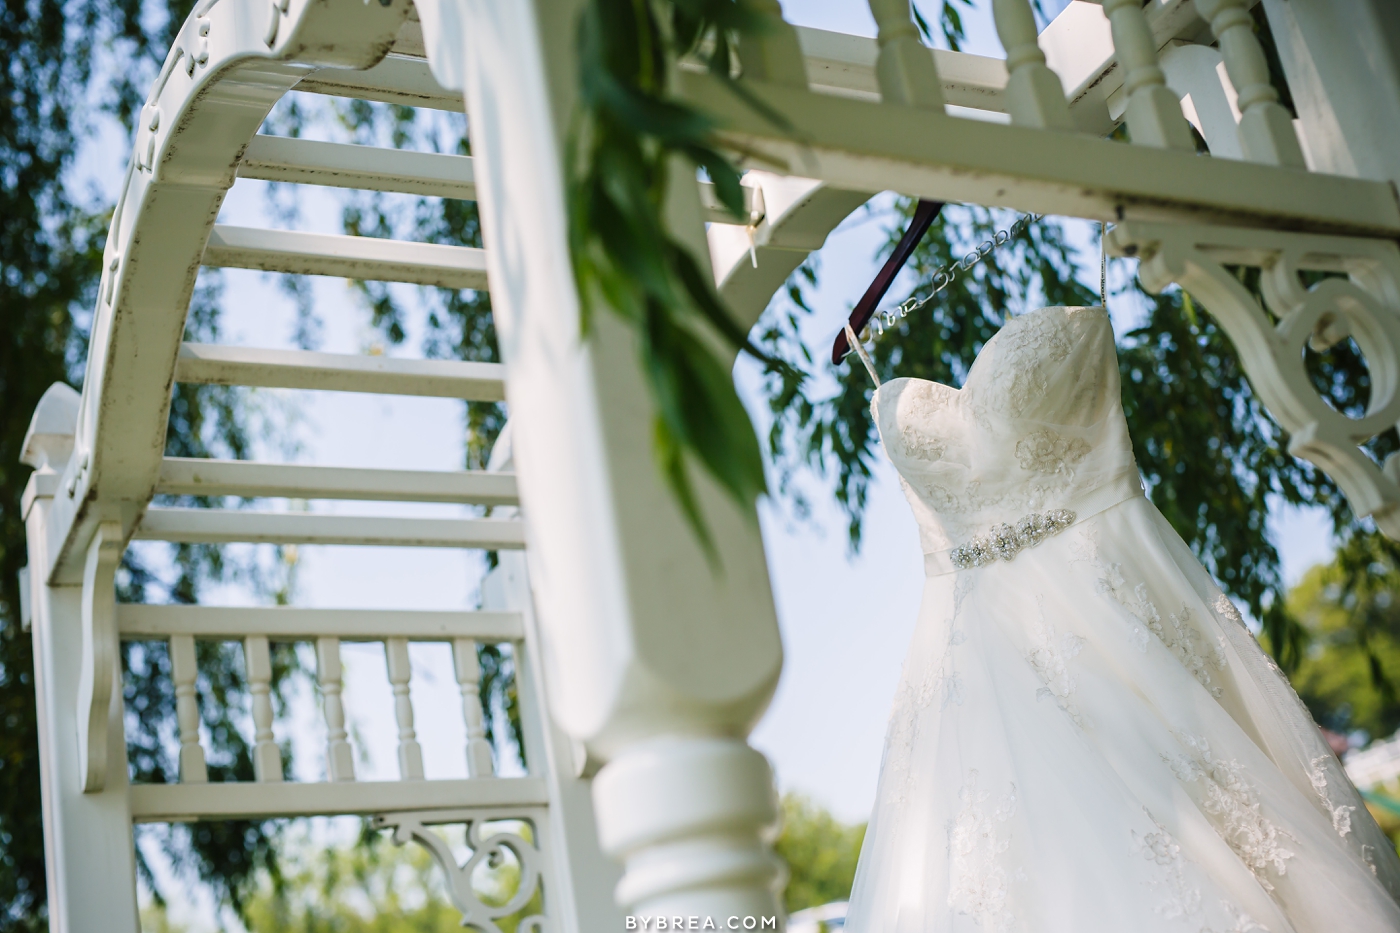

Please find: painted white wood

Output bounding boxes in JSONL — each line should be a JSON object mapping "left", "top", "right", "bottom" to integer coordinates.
{"left": 1196, "top": 0, "right": 1306, "bottom": 168}
{"left": 117, "top": 604, "right": 525, "bottom": 641}
{"left": 677, "top": 71, "right": 1400, "bottom": 235}
{"left": 1039, "top": 0, "right": 1200, "bottom": 135}
{"left": 1111, "top": 221, "right": 1400, "bottom": 536}
{"left": 134, "top": 507, "right": 525, "bottom": 549}
{"left": 174, "top": 342, "right": 506, "bottom": 400}
{"left": 298, "top": 53, "right": 465, "bottom": 112}
{"left": 867, "top": 0, "right": 945, "bottom": 109}
{"left": 170, "top": 633, "right": 209, "bottom": 784}
{"left": 238, "top": 134, "right": 478, "bottom": 199}
{"left": 446, "top": 0, "right": 784, "bottom": 915}
{"left": 157, "top": 457, "right": 518, "bottom": 504}
{"left": 22, "top": 436, "right": 140, "bottom": 933}
{"left": 698, "top": 180, "right": 765, "bottom": 226}
{"left": 478, "top": 429, "right": 625, "bottom": 928}
{"left": 202, "top": 224, "right": 490, "bottom": 289}
{"left": 1261, "top": 0, "right": 1400, "bottom": 186}
{"left": 77, "top": 520, "right": 122, "bottom": 792}
{"left": 992, "top": 0, "right": 1074, "bottom": 130}
{"left": 737, "top": 0, "right": 808, "bottom": 89}
{"left": 452, "top": 638, "right": 496, "bottom": 778}
{"left": 790, "top": 25, "right": 1007, "bottom": 111}
{"left": 708, "top": 173, "right": 872, "bottom": 331}
{"left": 42, "top": 0, "right": 413, "bottom": 587}
{"left": 244, "top": 635, "right": 283, "bottom": 782}
{"left": 1159, "top": 42, "right": 1245, "bottom": 160}
{"left": 1100, "top": 0, "right": 1196, "bottom": 150}
{"left": 129, "top": 776, "right": 550, "bottom": 821}
{"left": 316, "top": 636, "right": 356, "bottom": 782}
{"left": 386, "top": 637, "right": 426, "bottom": 780}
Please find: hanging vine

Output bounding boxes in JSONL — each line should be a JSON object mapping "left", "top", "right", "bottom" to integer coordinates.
{"left": 567, "top": 0, "right": 796, "bottom": 560}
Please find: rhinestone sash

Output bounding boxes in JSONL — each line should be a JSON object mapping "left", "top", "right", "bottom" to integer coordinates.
{"left": 924, "top": 471, "right": 1144, "bottom": 577}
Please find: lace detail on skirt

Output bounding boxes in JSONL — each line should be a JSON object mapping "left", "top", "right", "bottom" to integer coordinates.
{"left": 948, "top": 770, "right": 1019, "bottom": 931}
{"left": 1164, "top": 733, "right": 1296, "bottom": 890}
{"left": 1096, "top": 562, "right": 1228, "bottom": 696}
{"left": 1308, "top": 755, "right": 1356, "bottom": 838}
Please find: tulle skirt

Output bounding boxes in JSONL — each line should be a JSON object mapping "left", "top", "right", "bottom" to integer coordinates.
{"left": 846, "top": 496, "right": 1400, "bottom": 933}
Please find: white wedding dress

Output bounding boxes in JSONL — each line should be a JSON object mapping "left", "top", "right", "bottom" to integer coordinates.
{"left": 844, "top": 306, "right": 1400, "bottom": 933}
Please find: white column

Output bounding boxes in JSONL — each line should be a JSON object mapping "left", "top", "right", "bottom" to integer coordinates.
{"left": 385, "top": 637, "right": 424, "bottom": 780}
{"left": 244, "top": 634, "right": 282, "bottom": 782}
{"left": 170, "top": 634, "right": 208, "bottom": 783}
{"left": 315, "top": 636, "right": 355, "bottom": 781}
{"left": 1261, "top": 0, "right": 1400, "bottom": 183}
{"left": 20, "top": 383, "right": 140, "bottom": 933}
{"left": 1195, "top": 0, "right": 1306, "bottom": 168}
{"left": 424, "top": 0, "right": 784, "bottom": 919}
{"left": 992, "top": 0, "right": 1074, "bottom": 130}
{"left": 1101, "top": 0, "right": 1196, "bottom": 149}
{"left": 452, "top": 637, "right": 495, "bottom": 777}
{"left": 867, "top": 0, "right": 945, "bottom": 108}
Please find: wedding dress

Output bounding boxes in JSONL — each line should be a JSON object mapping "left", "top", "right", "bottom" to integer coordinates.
{"left": 844, "top": 305, "right": 1400, "bottom": 933}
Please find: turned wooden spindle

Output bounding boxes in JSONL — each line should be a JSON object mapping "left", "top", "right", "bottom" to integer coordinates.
{"left": 1101, "top": 0, "right": 1195, "bottom": 150}
{"left": 315, "top": 636, "right": 355, "bottom": 781}
{"left": 992, "top": 0, "right": 1074, "bottom": 130}
{"left": 1194, "top": 0, "right": 1306, "bottom": 168}
{"left": 170, "top": 634, "right": 207, "bottom": 783}
{"left": 736, "top": 0, "right": 808, "bottom": 89}
{"left": 244, "top": 635, "right": 282, "bottom": 782}
{"left": 453, "top": 638, "right": 495, "bottom": 777}
{"left": 866, "top": 0, "right": 945, "bottom": 109}
{"left": 385, "top": 637, "right": 424, "bottom": 780}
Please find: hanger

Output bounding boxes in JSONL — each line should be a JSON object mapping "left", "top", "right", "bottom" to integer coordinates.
{"left": 830, "top": 199, "right": 945, "bottom": 365}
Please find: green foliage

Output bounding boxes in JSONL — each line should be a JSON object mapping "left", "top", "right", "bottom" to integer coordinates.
{"left": 1286, "top": 533, "right": 1400, "bottom": 740}
{"left": 568, "top": 0, "right": 793, "bottom": 561}
{"left": 773, "top": 794, "right": 865, "bottom": 913}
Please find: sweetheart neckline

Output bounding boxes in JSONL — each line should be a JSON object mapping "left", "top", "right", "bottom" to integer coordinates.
{"left": 872, "top": 304, "right": 1106, "bottom": 400}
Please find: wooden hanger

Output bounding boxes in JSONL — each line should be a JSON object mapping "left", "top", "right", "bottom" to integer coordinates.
{"left": 830, "top": 199, "right": 945, "bottom": 365}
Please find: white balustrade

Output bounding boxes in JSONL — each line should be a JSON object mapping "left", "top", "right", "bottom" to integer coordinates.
{"left": 1195, "top": 0, "right": 1307, "bottom": 168}
{"left": 991, "top": 0, "right": 1074, "bottom": 130}
{"left": 316, "top": 636, "right": 355, "bottom": 782}
{"left": 170, "top": 633, "right": 208, "bottom": 784}
{"left": 244, "top": 634, "right": 282, "bottom": 782}
{"left": 867, "top": 0, "right": 945, "bottom": 109}
{"left": 386, "top": 636, "right": 425, "bottom": 780}
{"left": 454, "top": 637, "right": 495, "bottom": 777}
{"left": 1101, "top": 0, "right": 1196, "bottom": 149}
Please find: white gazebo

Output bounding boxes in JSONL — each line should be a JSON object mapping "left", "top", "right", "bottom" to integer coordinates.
{"left": 18, "top": 0, "right": 1400, "bottom": 929}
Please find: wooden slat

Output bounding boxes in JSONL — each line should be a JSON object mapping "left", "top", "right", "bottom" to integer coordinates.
{"left": 174, "top": 343, "right": 507, "bottom": 400}
{"left": 134, "top": 508, "right": 526, "bottom": 549}
{"left": 202, "top": 225, "right": 489, "bottom": 290}
{"left": 117, "top": 604, "right": 524, "bottom": 641}
{"left": 297, "top": 54, "right": 464, "bottom": 112}
{"left": 158, "top": 458, "right": 518, "bottom": 505}
{"left": 130, "top": 777, "right": 548, "bottom": 822}
{"left": 680, "top": 71, "right": 1400, "bottom": 237}
{"left": 238, "top": 135, "right": 477, "bottom": 200}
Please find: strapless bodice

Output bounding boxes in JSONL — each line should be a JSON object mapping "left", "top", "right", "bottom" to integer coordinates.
{"left": 872, "top": 306, "right": 1140, "bottom": 559}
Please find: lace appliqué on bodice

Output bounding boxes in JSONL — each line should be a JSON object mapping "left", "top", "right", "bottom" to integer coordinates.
{"left": 873, "top": 307, "right": 1138, "bottom": 554}
{"left": 1016, "top": 429, "right": 1090, "bottom": 476}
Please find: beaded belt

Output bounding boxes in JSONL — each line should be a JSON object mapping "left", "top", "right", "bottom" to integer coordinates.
{"left": 924, "top": 471, "right": 1144, "bottom": 577}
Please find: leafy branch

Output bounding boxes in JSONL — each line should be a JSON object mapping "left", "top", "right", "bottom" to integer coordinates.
{"left": 567, "top": 0, "right": 797, "bottom": 562}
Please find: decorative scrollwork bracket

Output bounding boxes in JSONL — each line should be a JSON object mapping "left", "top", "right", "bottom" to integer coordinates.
{"left": 372, "top": 809, "right": 548, "bottom": 933}
{"left": 78, "top": 520, "right": 123, "bottom": 792}
{"left": 1109, "top": 221, "right": 1400, "bottom": 538}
